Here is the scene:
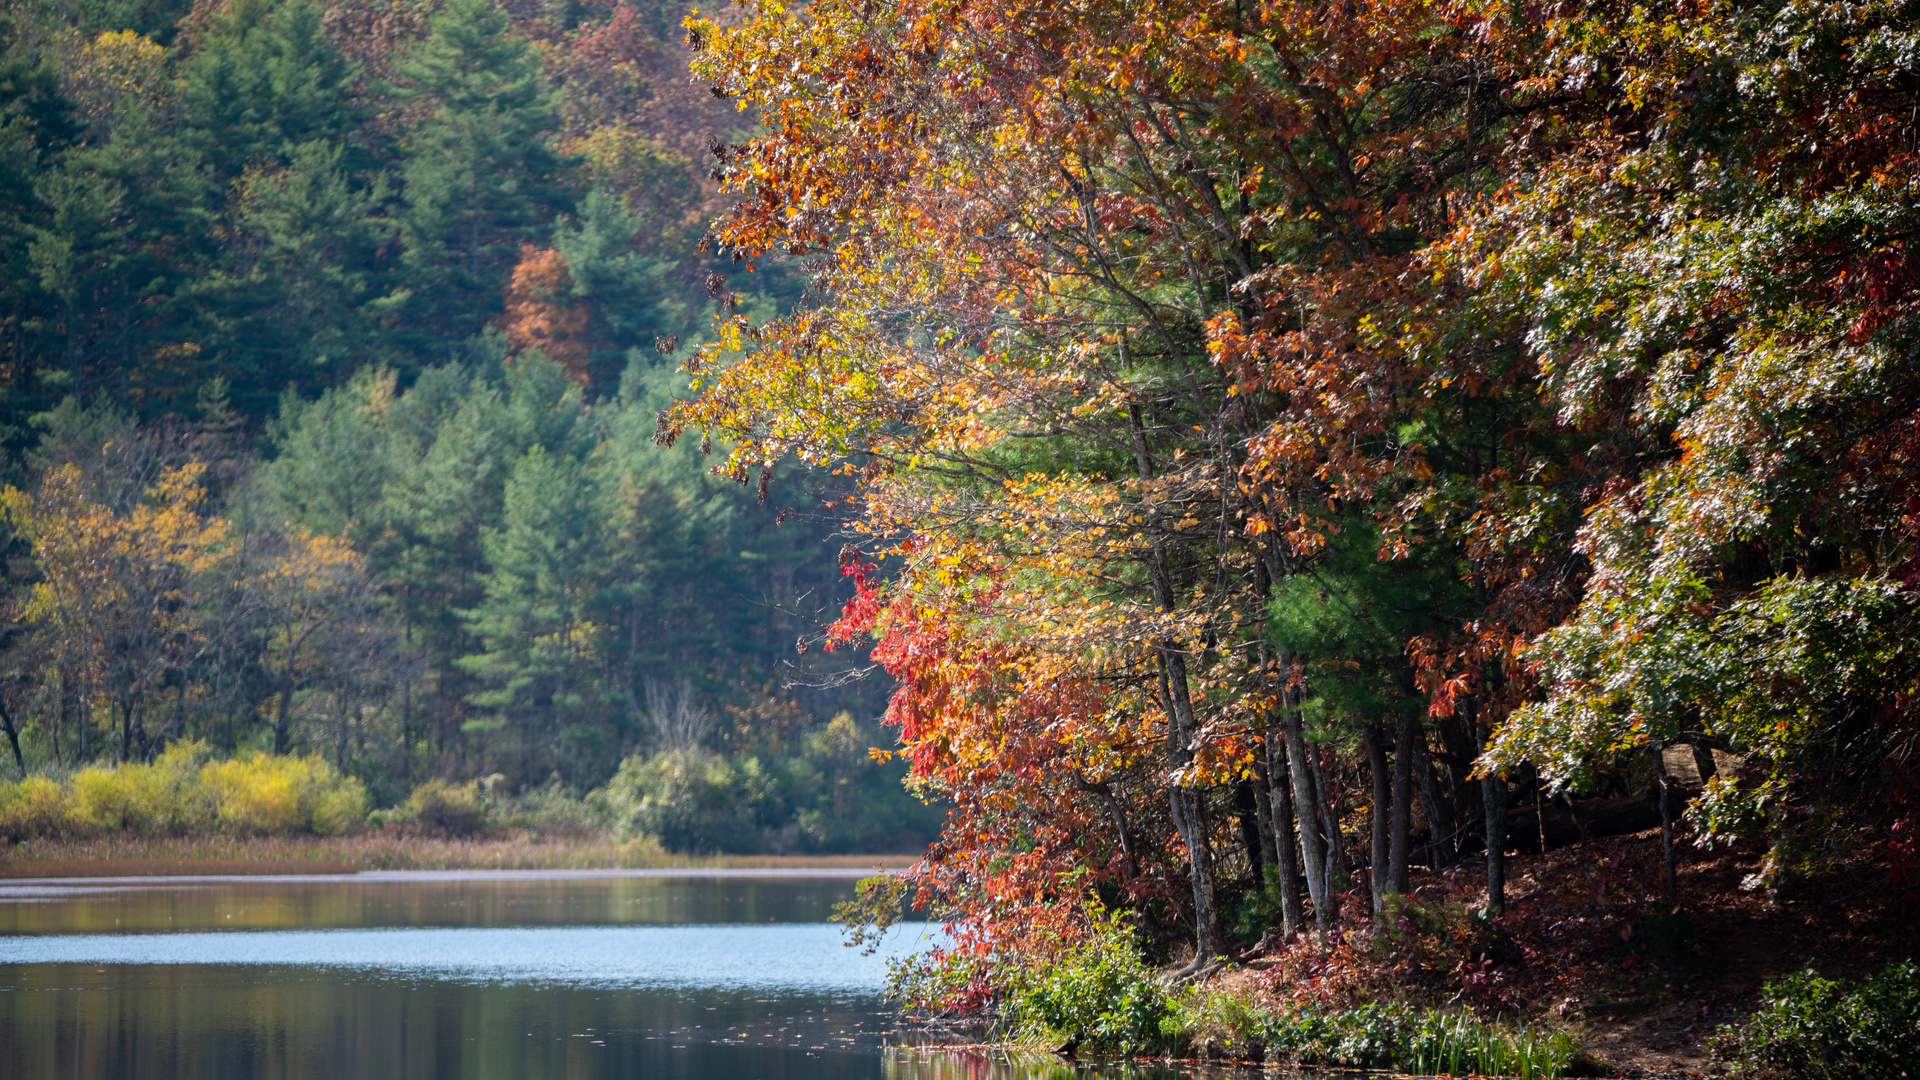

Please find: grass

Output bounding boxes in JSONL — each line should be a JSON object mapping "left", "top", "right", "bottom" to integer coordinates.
{"left": 0, "top": 832, "right": 923, "bottom": 874}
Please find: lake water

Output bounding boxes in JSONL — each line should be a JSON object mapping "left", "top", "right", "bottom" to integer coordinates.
{"left": 0, "top": 870, "right": 1220, "bottom": 1079}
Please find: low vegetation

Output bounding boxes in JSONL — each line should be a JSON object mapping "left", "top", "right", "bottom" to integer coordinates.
{"left": 0, "top": 733, "right": 937, "bottom": 861}
{"left": 1710, "top": 962, "right": 1920, "bottom": 1080}
{"left": 887, "top": 908, "right": 1591, "bottom": 1076}
{"left": 0, "top": 741, "right": 366, "bottom": 839}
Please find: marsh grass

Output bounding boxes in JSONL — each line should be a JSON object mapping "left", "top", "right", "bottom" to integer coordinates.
{"left": 0, "top": 833, "right": 922, "bottom": 873}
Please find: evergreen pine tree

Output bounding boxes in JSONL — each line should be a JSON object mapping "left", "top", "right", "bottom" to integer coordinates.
{"left": 28, "top": 96, "right": 211, "bottom": 408}
{"left": 0, "top": 57, "right": 80, "bottom": 423}
{"left": 551, "top": 188, "right": 679, "bottom": 391}
{"left": 181, "top": 0, "right": 358, "bottom": 181}
{"left": 458, "top": 439, "right": 612, "bottom": 780}
{"left": 395, "top": 0, "right": 568, "bottom": 355}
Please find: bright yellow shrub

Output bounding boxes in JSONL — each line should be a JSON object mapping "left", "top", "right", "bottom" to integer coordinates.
{"left": 199, "top": 753, "right": 368, "bottom": 836}
{"left": 68, "top": 742, "right": 214, "bottom": 835}
{"left": 0, "top": 745, "right": 368, "bottom": 840}
{"left": 0, "top": 776, "right": 79, "bottom": 839}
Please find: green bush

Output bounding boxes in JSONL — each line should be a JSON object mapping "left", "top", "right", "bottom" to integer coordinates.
{"left": 1000, "top": 911, "right": 1175, "bottom": 1054}
{"left": 402, "top": 777, "right": 490, "bottom": 836}
{"left": 1711, "top": 962, "right": 1920, "bottom": 1079}
{"left": 1168, "top": 980, "right": 1270, "bottom": 1059}
{"left": 1258, "top": 1002, "right": 1579, "bottom": 1077}
{"left": 588, "top": 712, "right": 943, "bottom": 855}
{"left": 593, "top": 748, "right": 784, "bottom": 853}
{"left": 883, "top": 899, "right": 1586, "bottom": 1075}
{"left": 487, "top": 775, "right": 598, "bottom": 835}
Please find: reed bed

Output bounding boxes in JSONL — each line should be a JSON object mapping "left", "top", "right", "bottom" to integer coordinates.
{"left": 0, "top": 833, "right": 921, "bottom": 874}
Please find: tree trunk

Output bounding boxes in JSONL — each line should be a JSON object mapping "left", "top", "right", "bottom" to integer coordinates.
{"left": 1657, "top": 749, "right": 1678, "bottom": 904}
{"left": 1169, "top": 783, "right": 1222, "bottom": 963}
{"left": 274, "top": 682, "right": 294, "bottom": 755}
{"left": 1251, "top": 764, "right": 1280, "bottom": 870}
{"left": 0, "top": 696, "right": 23, "bottom": 775}
{"left": 1417, "top": 746, "right": 1455, "bottom": 868}
{"left": 1306, "top": 733, "right": 1343, "bottom": 901}
{"left": 1480, "top": 730, "right": 1507, "bottom": 915}
{"left": 1280, "top": 697, "right": 1333, "bottom": 930}
{"left": 1389, "top": 716, "right": 1417, "bottom": 896}
{"left": 1363, "top": 723, "right": 1391, "bottom": 920}
{"left": 1264, "top": 732, "right": 1306, "bottom": 938}
{"left": 1235, "top": 780, "right": 1266, "bottom": 885}
{"left": 1130, "top": 399, "right": 1220, "bottom": 965}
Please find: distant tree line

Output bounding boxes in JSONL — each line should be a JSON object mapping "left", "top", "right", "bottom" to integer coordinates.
{"left": 0, "top": 0, "right": 943, "bottom": 853}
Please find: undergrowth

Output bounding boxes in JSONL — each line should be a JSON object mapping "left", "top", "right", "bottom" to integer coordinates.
{"left": 888, "top": 904, "right": 1593, "bottom": 1076}
{"left": 1710, "top": 961, "right": 1920, "bottom": 1079}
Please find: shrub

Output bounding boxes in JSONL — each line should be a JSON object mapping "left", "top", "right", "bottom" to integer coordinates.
{"left": 1711, "top": 961, "right": 1920, "bottom": 1079}
{"left": 883, "top": 897, "right": 1586, "bottom": 1076}
{"left": 0, "top": 744, "right": 368, "bottom": 841}
{"left": 70, "top": 742, "right": 213, "bottom": 835}
{"left": 593, "top": 748, "right": 783, "bottom": 853}
{"left": 0, "top": 775, "right": 79, "bottom": 839}
{"left": 1000, "top": 910, "right": 1175, "bottom": 1054}
{"left": 1169, "top": 980, "right": 1271, "bottom": 1059}
{"left": 200, "top": 753, "right": 368, "bottom": 835}
{"left": 403, "top": 777, "right": 489, "bottom": 836}
{"left": 1258, "top": 1002, "right": 1580, "bottom": 1077}
{"left": 488, "top": 775, "right": 596, "bottom": 835}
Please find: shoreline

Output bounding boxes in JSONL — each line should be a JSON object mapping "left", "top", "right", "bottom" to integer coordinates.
{"left": 0, "top": 835, "right": 922, "bottom": 878}
{"left": 0, "top": 864, "right": 904, "bottom": 886}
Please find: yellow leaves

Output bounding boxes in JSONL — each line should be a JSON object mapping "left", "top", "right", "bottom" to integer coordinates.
{"left": 64, "top": 29, "right": 174, "bottom": 127}
{"left": 6, "top": 463, "right": 229, "bottom": 639}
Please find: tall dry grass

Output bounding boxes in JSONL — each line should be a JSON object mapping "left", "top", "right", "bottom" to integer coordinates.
{"left": 0, "top": 832, "right": 921, "bottom": 874}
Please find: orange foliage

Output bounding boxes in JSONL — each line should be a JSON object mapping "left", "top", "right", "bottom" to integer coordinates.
{"left": 501, "top": 245, "right": 592, "bottom": 382}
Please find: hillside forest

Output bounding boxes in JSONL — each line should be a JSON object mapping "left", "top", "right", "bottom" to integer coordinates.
{"left": 0, "top": 0, "right": 940, "bottom": 854}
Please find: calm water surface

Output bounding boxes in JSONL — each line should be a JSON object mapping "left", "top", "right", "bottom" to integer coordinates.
{"left": 0, "top": 871, "right": 1226, "bottom": 1080}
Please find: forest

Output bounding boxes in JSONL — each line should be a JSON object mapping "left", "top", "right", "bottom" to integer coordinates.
{"left": 0, "top": 0, "right": 938, "bottom": 854}
{"left": 2, "top": 0, "right": 1918, "bottom": 1072}
{"left": 662, "top": 0, "right": 1918, "bottom": 1072}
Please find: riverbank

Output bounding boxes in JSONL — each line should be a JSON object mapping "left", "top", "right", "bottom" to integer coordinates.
{"left": 892, "top": 828, "right": 1915, "bottom": 1079}
{"left": 0, "top": 833, "right": 922, "bottom": 875}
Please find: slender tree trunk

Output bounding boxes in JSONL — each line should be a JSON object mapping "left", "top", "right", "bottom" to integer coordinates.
{"left": 1417, "top": 747, "right": 1454, "bottom": 868}
{"left": 1251, "top": 765, "right": 1280, "bottom": 870}
{"left": 1130, "top": 398, "right": 1220, "bottom": 965}
{"left": 1389, "top": 716, "right": 1417, "bottom": 895}
{"left": 274, "top": 682, "right": 294, "bottom": 755}
{"left": 1264, "top": 732, "right": 1306, "bottom": 938}
{"left": 52, "top": 675, "right": 66, "bottom": 767}
{"left": 1532, "top": 764, "right": 1550, "bottom": 855}
{"left": 1306, "top": 734, "right": 1343, "bottom": 899}
{"left": 1168, "top": 782, "right": 1221, "bottom": 963}
{"left": 1280, "top": 695, "right": 1333, "bottom": 930}
{"left": 76, "top": 680, "right": 89, "bottom": 763}
{"left": 1363, "top": 723, "right": 1391, "bottom": 920}
{"left": 0, "top": 696, "right": 24, "bottom": 775}
{"left": 1657, "top": 748, "right": 1678, "bottom": 904}
{"left": 1235, "top": 780, "right": 1266, "bottom": 885}
{"left": 1480, "top": 720, "right": 1507, "bottom": 914}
